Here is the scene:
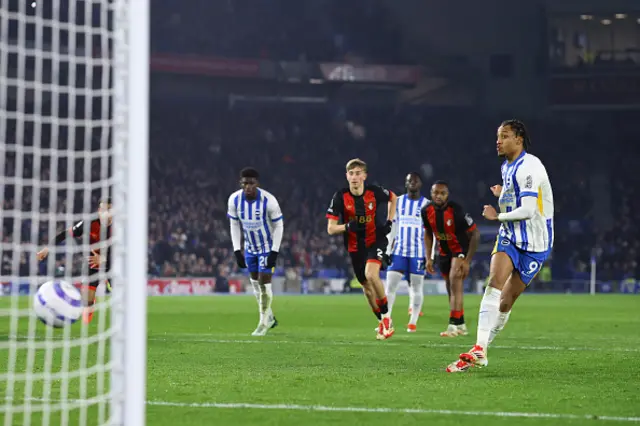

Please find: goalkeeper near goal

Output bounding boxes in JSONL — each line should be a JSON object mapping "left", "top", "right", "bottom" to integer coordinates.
{"left": 36, "top": 198, "right": 113, "bottom": 324}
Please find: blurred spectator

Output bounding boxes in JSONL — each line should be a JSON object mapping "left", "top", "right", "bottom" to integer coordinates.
{"left": 1, "top": 102, "right": 638, "bottom": 284}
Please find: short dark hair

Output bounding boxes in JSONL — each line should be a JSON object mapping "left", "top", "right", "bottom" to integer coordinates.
{"left": 407, "top": 171, "right": 422, "bottom": 181}
{"left": 240, "top": 167, "right": 260, "bottom": 179}
{"left": 100, "top": 197, "right": 112, "bottom": 206}
{"left": 501, "top": 119, "right": 531, "bottom": 150}
{"left": 432, "top": 180, "right": 449, "bottom": 188}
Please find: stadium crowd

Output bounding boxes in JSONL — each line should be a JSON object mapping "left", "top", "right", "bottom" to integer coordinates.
{"left": 1, "top": 101, "right": 637, "bottom": 289}
{"left": 144, "top": 102, "right": 639, "bottom": 286}
{"left": 151, "top": 0, "right": 405, "bottom": 63}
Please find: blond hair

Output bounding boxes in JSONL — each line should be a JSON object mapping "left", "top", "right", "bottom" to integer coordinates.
{"left": 345, "top": 158, "right": 367, "bottom": 172}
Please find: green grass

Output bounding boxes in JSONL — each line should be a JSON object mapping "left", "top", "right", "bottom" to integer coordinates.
{"left": 1, "top": 294, "right": 640, "bottom": 425}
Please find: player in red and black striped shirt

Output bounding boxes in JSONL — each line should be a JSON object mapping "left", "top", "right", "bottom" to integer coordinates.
{"left": 36, "top": 198, "right": 113, "bottom": 324}
{"left": 326, "top": 158, "right": 398, "bottom": 339}
{"left": 422, "top": 181, "right": 479, "bottom": 337}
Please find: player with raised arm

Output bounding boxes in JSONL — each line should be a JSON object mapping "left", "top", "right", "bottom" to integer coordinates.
{"left": 36, "top": 198, "right": 113, "bottom": 324}
{"left": 422, "top": 181, "right": 480, "bottom": 337}
{"left": 326, "top": 159, "right": 398, "bottom": 340}
{"left": 447, "top": 119, "right": 554, "bottom": 373}
{"left": 228, "top": 167, "right": 284, "bottom": 336}
{"left": 385, "top": 172, "right": 429, "bottom": 332}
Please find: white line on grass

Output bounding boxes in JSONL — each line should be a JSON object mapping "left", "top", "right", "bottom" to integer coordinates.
{"left": 6, "top": 334, "right": 637, "bottom": 354}
{"left": 150, "top": 334, "right": 640, "bottom": 353}
{"left": 146, "top": 400, "right": 640, "bottom": 422}
{"left": 25, "top": 398, "right": 640, "bottom": 423}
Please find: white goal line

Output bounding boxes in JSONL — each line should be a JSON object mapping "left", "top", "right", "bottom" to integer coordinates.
{"left": 26, "top": 398, "right": 640, "bottom": 423}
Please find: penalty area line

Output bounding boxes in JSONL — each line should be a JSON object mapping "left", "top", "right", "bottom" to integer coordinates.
{"left": 146, "top": 400, "right": 640, "bottom": 422}
{"left": 150, "top": 335, "right": 640, "bottom": 353}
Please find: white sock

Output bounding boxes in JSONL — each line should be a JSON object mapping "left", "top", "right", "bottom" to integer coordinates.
{"left": 409, "top": 274, "right": 424, "bottom": 325}
{"left": 476, "top": 286, "right": 501, "bottom": 350}
{"left": 489, "top": 310, "right": 511, "bottom": 345}
{"left": 408, "top": 284, "right": 414, "bottom": 312}
{"left": 259, "top": 283, "right": 273, "bottom": 324}
{"left": 385, "top": 271, "right": 403, "bottom": 316}
{"left": 250, "top": 279, "right": 264, "bottom": 318}
{"left": 250, "top": 279, "right": 260, "bottom": 304}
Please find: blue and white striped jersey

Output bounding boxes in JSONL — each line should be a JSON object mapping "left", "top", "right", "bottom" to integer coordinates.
{"left": 389, "top": 194, "right": 430, "bottom": 258}
{"left": 227, "top": 189, "right": 283, "bottom": 254}
{"left": 498, "top": 152, "right": 554, "bottom": 253}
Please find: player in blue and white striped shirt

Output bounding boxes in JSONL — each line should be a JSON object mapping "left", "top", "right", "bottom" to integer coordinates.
{"left": 385, "top": 172, "right": 430, "bottom": 332}
{"left": 228, "top": 167, "right": 284, "bottom": 336}
{"left": 448, "top": 119, "right": 555, "bottom": 373}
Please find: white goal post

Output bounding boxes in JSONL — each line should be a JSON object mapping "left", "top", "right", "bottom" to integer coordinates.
{"left": 0, "top": 0, "right": 148, "bottom": 425}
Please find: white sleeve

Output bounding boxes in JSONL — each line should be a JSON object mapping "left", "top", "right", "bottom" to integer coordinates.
{"left": 386, "top": 219, "right": 398, "bottom": 255}
{"left": 515, "top": 161, "right": 541, "bottom": 203}
{"left": 498, "top": 161, "right": 541, "bottom": 222}
{"left": 267, "top": 195, "right": 283, "bottom": 222}
{"left": 227, "top": 194, "right": 242, "bottom": 251}
{"left": 227, "top": 194, "right": 239, "bottom": 221}
{"left": 230, "top": 220, "right": 242, "bottom": 252}
{"left": 268, "top": 196, "right": 284, "bottom": 252}
{"left": 498, "top": 196, "right": 537, "bottom": 222}
{"left": 271, "top": 221, "right": 283, "bottom": 252}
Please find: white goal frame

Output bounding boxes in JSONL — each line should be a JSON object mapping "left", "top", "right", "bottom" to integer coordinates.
{"left": 0, "top": 0, "right": 148, "bottom": 423}
{"left": 111, "top": 0, "right": 149, "bottom": 425}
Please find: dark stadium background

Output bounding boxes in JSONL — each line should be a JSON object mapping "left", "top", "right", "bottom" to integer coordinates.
{"left": 2, "top": 0, "right": 639, "bottom": 296}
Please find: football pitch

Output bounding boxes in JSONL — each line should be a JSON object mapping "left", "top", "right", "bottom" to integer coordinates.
{"left": 2, "top": 294, "right": 640, "bottom": 425}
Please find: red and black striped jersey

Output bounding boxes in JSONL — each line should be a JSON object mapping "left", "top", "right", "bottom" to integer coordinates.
{"left": 421, "top": 201, "right": 476, "bottom": 257}
{"left": 326, "top": 184, "right": 394, "bottom": 252}
{"left": 70, "top": 219, "right": 112, "bottom": 269}
{"left": 70, "top": 219, "right": 111, "bottom": 245}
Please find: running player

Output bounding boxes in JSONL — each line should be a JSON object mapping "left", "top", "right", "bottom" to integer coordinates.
{"left": 422, "top": 181, "right": 479, "bottom": 337}
{"left": 36, "top": 198, "right": 112, "bottom": 324}
{"left": 385, "top": 172, "right": 429, "bottom": 332}
{"left": 228, "top": 167, "right": 283, "bottom": 336}
{"left": 326, "top": 158, "right": 398, "bottom": 340}
{"left": 447, "top": 119, "right": 554, "bottom": 373}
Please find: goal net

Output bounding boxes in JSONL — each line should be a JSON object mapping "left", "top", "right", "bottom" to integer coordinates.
{"left": 0, "top": 0, "right": 147, "bottom": 425}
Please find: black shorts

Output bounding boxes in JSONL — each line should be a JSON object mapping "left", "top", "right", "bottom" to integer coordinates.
{"left": 88, "top": 267, "right": 111, "bottom": 292}
{"left": 349, "top": 243, "right": 386, "bottom": 284}
{"left": 438, "top": 254, "right": 465, "bottom": 278}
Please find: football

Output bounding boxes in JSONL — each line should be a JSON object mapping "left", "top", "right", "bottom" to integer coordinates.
{"left": 33, "top": 280, "right": 83, "bottom": 328}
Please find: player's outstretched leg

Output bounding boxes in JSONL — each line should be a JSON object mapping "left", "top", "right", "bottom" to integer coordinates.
{"left": 407, "top": 273, "right": 423, "bottom": 332}
{"left": 385, "top": 271, "right": 403, "bottom": 316}
{"left": 365, "top": 261, "right": 394, "bottom": 340}
{"left": 447, "top": 252, "right": 513, "bottom": 372}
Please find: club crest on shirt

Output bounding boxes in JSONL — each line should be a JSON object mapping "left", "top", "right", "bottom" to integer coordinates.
{"left": 465, "top": 214, "right": 473, "bottom": 226}
{"left": 525, "top": 175, "right": 533, "bottom": 189}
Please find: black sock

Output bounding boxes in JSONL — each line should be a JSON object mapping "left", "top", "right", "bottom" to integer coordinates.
{"left": 376, "top": 297, "right": 389, "bottom": 315}
{"left": 451, "top": 316, "right": 464, "bottom": 326}
{"left": 373, "top": 309, "right": 382, "bottom": 320}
